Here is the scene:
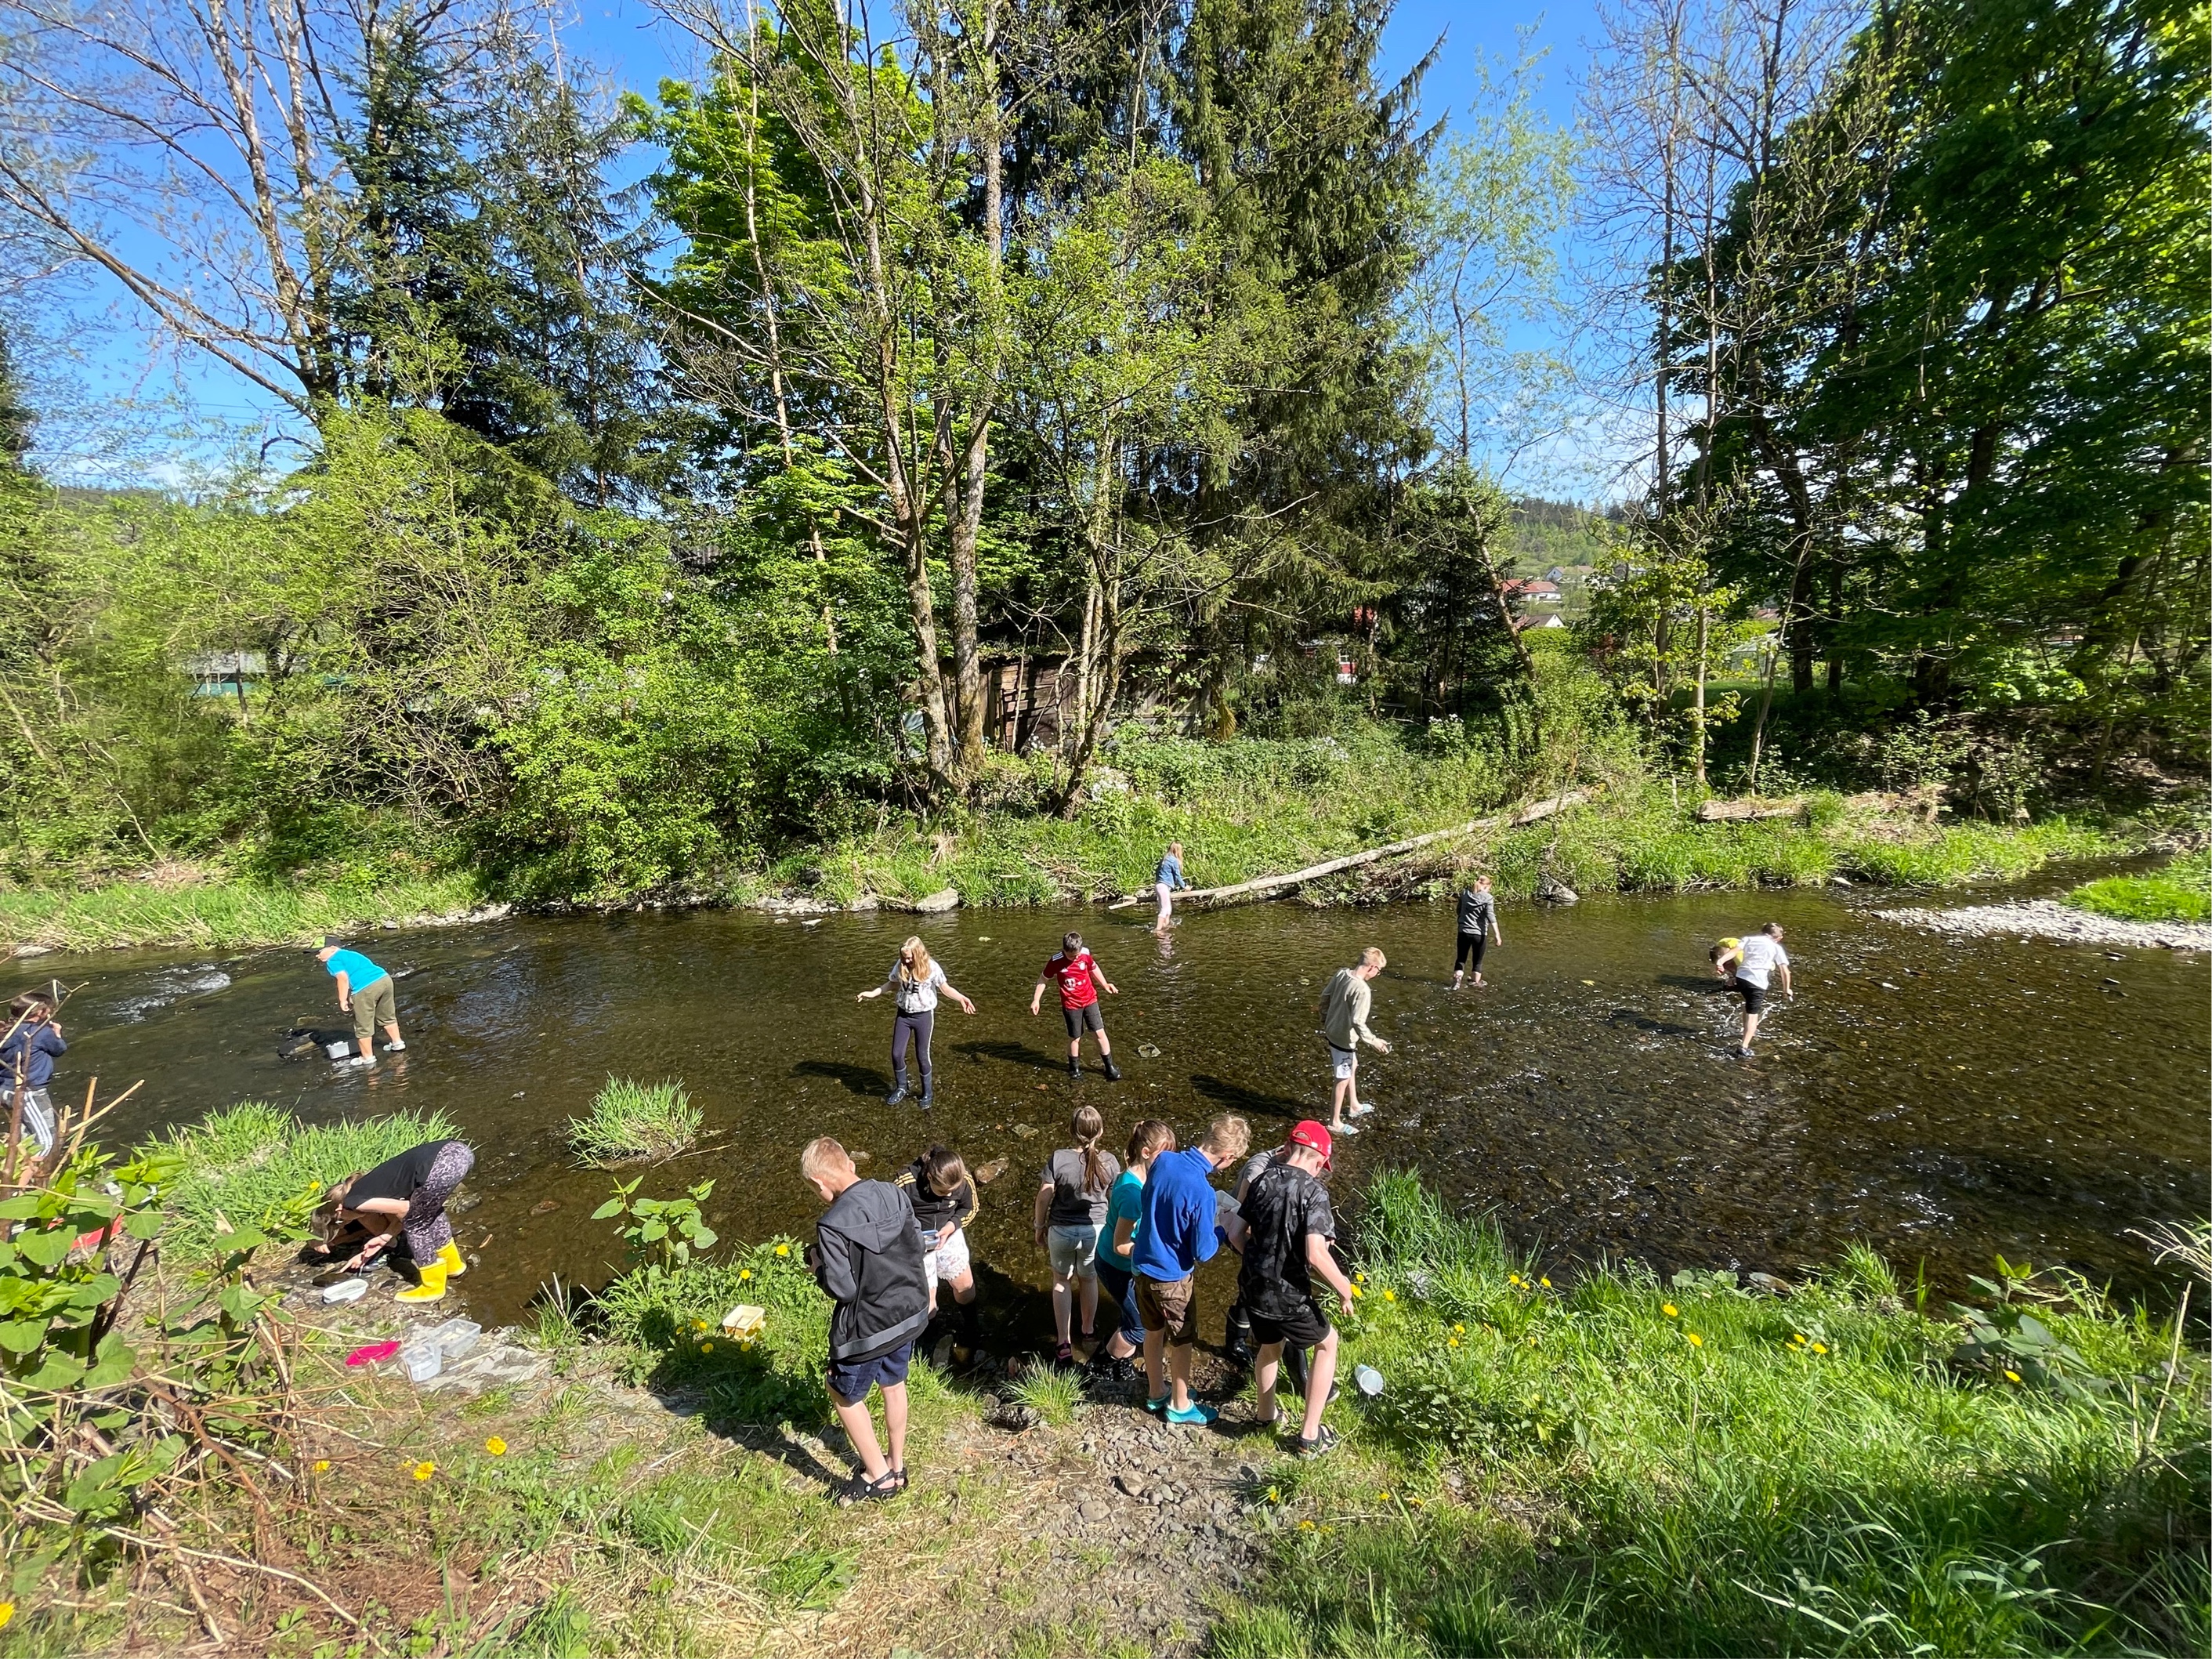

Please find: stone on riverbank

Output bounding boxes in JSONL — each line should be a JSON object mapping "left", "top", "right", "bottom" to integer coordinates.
{"left": 1877, "top": 897, "right": 2212, "bottom": 951}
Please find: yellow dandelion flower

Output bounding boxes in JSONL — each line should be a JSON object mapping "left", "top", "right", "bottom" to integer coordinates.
{"left": 1662, "top": 1303, "right": 1678, "bottom": 1317}
{"left": 0, "top": 1603, "right": 13, "bottom": 1632}
{"left": 1540, "top": 1277, "right": 1552, "bottom": 1288}
{"left": 1320, "top": 1526, "right": 1334, "bottom": 1534}
{"left": 1382, "top": 1289, "right": 1396, "bottom": 1302}
{"left": 2003, "top": 1369, "right": 2022, "bottom": 1383}
{"left": 1407, "top": 1496, "right": 1425, "bottom": 1508}
{"left": 411, "top": 1461, "right": 436, "bottom": 1481}
{"left": 739, "top": 1269, "right": 752, "bottom": 1281}
{"left": 1378, "top": 1491, "right": 1393, "bottom": 1502}
{"left": 693, "top": 1319, "right": 708, "bottom": 1332}
{"left": 1453, "top": 1323, "right": 1465, "bottom": 1335}
{"left": 1348, "top": 1284, "right": 1363, "bottom": 1298}
{"left": 1265, "top": 1486, "right": 1280, "bottom": 1503}
{"left": 1810, "top": 1342, "right": 1827, "bottom": 1354}
{"left": 1355, "top": 1271, "right": 1367, "bottom": 1284}
{"left": 1298, "top": 1520, "right": 1315, "bottom": 1530}
{"left": 1684, "top": 1331, "right": 1703, "bottom": 1348}
{"left": 1526, "top": 1336, "right": 1539, "bottom": 1348}
{"left": 1790, "top": 1333, "right": 1805, "bottom": 1344}
{"left": 774, "top": 1243, "right": 791, "bottom": 1256}
{"left": 313, "top": 1459, "right": 331, "bottom": 1472}
{"left": 1448, "top": 1337, "right": 1461, "bottom": 1348}
{"left": 484, "top": 1437, "right": 508, "bottom": 1456}
{"left": 701, "top": 1341, "right": 714, "bottom": 1353}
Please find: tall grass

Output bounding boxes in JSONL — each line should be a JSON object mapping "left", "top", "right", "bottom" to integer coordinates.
{"left": 567, "top": 1078, "right": 701, "bottom": 1165}
{"left": 1210, "top": 1170, "right": 2209, "bottom": 1658}
{"left": 162, "top": 1101, "right": 460, "bottom": 1259}
{"left": 2065, "top": 850, "right": 2212, "bottom": 924}
{"left": 0, "top": 870, "right": 481, "bottom": 951}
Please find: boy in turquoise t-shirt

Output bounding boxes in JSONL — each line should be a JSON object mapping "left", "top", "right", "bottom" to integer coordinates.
{"left": 315, "top": 936, "right": 406, "bottom": 1065}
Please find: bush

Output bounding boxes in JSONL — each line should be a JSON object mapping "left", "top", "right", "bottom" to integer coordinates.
{"left": 567, "top": 1078, "right": 701, "bottom": 1165}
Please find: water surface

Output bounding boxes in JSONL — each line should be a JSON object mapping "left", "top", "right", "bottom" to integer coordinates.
{"left": 45, "top": 884, "right": 2210, "bottom": 1324}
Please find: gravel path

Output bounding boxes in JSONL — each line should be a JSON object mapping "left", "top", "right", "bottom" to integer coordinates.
{"left": 1875, "top": 897, "right": 2212, "bottom": 951}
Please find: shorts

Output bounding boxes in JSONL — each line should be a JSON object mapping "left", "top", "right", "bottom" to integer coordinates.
{"left": 351, "top": 974, "right": 396, "bottom": 1043}
{"left": 827, "top": 1340, "right": 913, "bottom": 1403}
{"left": 1135, "top": 1273, "right": 1198, "bottom": 1345}
{"left": 1048, "top": 1223, "right": 1101, "bottom": 1280}
{"left": 1061, "top": 1002, "right": 1106, "bottom": 1039}
{"left": 924, "top": 1226, "right": 972, "bottom": 1288}
{"left": 1249, "top": 1299, "right": 1331, "bottom": 1350}
{"left": 1096, "top": 1260, "right": 1144, "bottom": 1348}
{"left": 1737, "top": 980, "right": 1769, "bottom": 1015}
{"left": 1328, "top": 1044, "right": 1357, "bottom": 1081}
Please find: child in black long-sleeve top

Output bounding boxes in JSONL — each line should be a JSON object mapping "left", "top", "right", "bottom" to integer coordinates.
{"left": 895, "top": 1144, "right": 980, "bottom": 1359}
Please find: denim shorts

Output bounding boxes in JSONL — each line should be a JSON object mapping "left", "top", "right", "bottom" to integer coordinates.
{"left": 1048, "top": 1223, "right": 1101, "bottom": 1280}
{"left": 827, "top": 1341, "right": 913, "bottom": 1403}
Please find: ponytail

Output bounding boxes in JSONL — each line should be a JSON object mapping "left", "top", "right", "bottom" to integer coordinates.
{"left": 1071, "top": 1104, "right": 1109, "bottom": 1195}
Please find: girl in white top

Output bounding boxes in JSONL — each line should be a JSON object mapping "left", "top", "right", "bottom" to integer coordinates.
{"left": 856, "top": 936, "right": 975, "bottom": 1107}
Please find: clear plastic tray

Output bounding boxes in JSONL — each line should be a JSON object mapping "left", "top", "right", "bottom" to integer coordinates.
{"left": 427, "top": 1317, "right": 482, "bottom": 1359}
{"left": 401, "top": 1339, "right": 443, "bottom": 1383}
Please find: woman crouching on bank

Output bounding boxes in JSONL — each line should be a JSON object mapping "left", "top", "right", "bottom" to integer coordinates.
{"left": 312, "top": 1139, "right": 476, "bottom": 1303}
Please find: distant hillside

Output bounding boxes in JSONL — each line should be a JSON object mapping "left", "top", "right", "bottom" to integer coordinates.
{"left": 1508, "top": 497, "right": 1608, "bottom": 585}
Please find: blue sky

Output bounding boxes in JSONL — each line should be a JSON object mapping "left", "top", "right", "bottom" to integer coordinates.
{"left": 28, "top": 0, "right": 1606, "bottom": 487}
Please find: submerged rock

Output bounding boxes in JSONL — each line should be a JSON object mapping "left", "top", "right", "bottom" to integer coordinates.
{"left": 911, "top": 886, "right": 961, "bottom": 913}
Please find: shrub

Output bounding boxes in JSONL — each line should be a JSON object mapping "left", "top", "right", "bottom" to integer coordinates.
{"left": 567, "top": 1078, "right": 701, "bottom": 1165}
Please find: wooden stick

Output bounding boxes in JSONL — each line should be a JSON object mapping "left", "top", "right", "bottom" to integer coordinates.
{"left": 1107, "top": 789, "right": 1591, "bottom": 911}
{"left": 89, "top": 1524, "right": 379, "bottom": 1646}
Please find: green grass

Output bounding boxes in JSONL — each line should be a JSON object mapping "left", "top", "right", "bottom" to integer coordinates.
{"left": 567, "top": 1078, "right": 701, "bottom": 1166}
{"left": 2065, "top": 850, "right": 2212, "bottom": 924}
{"left": 1007, "top": 1362, "right": 1085, "bottom": 1427}
{"left": 161, "top": 1100, "right": 460, "bottom": 1259}
{"left": 0, "top": 869, "right": 482, "bottom": 951}
{"left": 1209, "top": 1172, "right": 2210, "bottom": 1658}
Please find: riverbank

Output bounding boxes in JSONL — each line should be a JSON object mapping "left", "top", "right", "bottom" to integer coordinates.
{"left": 1881, "top": 896, "right": 2212, "bottom": 951}
{"left": 0, "top": 752, "right": 2159, "bottom": 953}
{"left": 2064, "top": 849, "right": 2212, "bottom": 925}
{"left": 10, "top": 1146, "right": 2203, "bottom": 1657}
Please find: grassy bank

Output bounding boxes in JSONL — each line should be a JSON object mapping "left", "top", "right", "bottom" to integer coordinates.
{"left": 0, "top": 727, "right": 2155, "bottom": 950}
{"left": 1210, "top": 1174, "right": 2207, "bottom": 1658}
{"left": 2065, "top": 849, "right": 2212, "bottom": 924}
{"left": 0, "top": 868, "right": 483, "bottom": 953}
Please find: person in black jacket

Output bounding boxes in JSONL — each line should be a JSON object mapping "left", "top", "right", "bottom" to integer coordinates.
{"left": 802, "top": 1136, "right": 930, "bottom": 1505}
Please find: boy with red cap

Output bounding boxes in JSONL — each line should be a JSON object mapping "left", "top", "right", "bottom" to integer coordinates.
{"left": 1236, "top": 1119, "right": 1356, "bottom": 1456}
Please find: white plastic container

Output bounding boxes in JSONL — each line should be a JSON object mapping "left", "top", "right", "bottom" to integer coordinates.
{"left": 428, "top": 1317, "right": 481, "bottom": 1360}
{"left": 325, "top": 1041, "right": 353, "bottom": 1060}
{"left": 320, "top": 1277, "right": 368, "bottom": 1305}
{"left": 400, "top": 1338, "right": 443, "bottom": 1383}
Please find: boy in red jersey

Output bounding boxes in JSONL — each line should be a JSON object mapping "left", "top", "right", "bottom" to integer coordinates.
{"left": 1030, "top": 931, "right": 1122, "bottom": 1080}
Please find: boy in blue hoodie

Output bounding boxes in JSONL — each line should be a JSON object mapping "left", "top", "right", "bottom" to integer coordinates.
{"left": 1131, "top": 1114, "right": 1250, "bottom": 1424}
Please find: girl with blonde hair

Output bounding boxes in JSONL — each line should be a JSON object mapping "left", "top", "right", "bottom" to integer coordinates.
{"left": 856, "top": 936, "right": 975, "bottom": 1108}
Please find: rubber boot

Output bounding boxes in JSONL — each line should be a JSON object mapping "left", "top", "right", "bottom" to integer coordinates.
{"left": 1067, "top": 1057, "right": 1082, "bottom": 1080}
{"left": 886, "top": 1067, "right": 908, "bottom": 1107}
{"left": 396, "top": 1261, "right": 448, "bottom": 1304}
{"left": 917, "top": 1072, "right": 933, "bottom": 1109}
{"left": 436, "top": 1241, "right": 467, "bottom": 1280}
{"left": 1101, "top": 1054, "right": 1123, "bottom": 1082}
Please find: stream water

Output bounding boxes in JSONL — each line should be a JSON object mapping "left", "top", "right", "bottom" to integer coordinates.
{"left": 38, "top": 881, "right": 2210, "bottom": 1327}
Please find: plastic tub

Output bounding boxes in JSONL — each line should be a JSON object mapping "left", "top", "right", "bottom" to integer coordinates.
{"left": 428, "top": 1317, "right": 482, "bottom": 1360}
{"left": 400, "top": 1339, "right": 443, "bottom": 1384}
{"left": 324, "top": 1040, "right": 353, "bottom": 1060}
{"left": 320, "top": 1277, "right": 368, "bottom": 1305}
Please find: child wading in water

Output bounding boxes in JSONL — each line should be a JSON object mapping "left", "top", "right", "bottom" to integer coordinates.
{"left": 856, "top": 936, "right": 975, "bottom": 1107}
{"left": 1092, "top": 1118, "right": 1174, "bottom": 1383}
{"left": 895, "top": 1143, "right": 980, "bottom": 1363}
{"left": 1030, "top": 932, "right": 1120, "bottom": 1080}
{"left": 1034, "top": 1104, "right": 1120, "bottom": 1366}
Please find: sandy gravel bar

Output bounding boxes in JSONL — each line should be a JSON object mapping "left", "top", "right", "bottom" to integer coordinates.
{"left": 1876, "top": 897, "right": 2212, "bottom": 951}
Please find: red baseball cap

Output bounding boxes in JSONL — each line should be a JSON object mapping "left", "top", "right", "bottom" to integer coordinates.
{"left": 1288, "top": 1120, "right": 1333, "bottom": 1169}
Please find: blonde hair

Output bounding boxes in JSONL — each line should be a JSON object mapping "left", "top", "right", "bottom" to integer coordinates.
{"left": 800, "top": 1137, "right": 853, "bottom": 1183}
{"left": 1201, "top": 1115, "right": 1251, "bottom": 1161}
{"left": 1069, "top": 1104, "right": 1110, "bottom": 1194}
{"left": 1359, "top": 946, "right": 1387, "bottom": 969}
{"left": 896, "top": 936, "right": 934, "bottom": 986}
{"left": 1125, "top": 1118, "right": 1174, "bottom": 1166}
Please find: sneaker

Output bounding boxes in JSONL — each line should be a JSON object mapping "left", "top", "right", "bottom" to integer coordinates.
{"left": 1294, "top": 1425, "right": 1341, "bottom": 1458}
{"left": 1143, "top": 1393, "right": 1169, "bottom": 1415}
{"left": 1733, "top": 1045, "right": 1754, "bottom": 1060}
{"left": 1166, "top": 1401, "right": 1218, "bottom": 1426}
{"left": 384, "top": 1039, "right": 407, "bottom": 1052}
{"left": 1333, "top": 1118, "right": 1360, "bottom": 1136}
{"left": 1101, "top": 1056, "right": 1123, "bottom": 1081}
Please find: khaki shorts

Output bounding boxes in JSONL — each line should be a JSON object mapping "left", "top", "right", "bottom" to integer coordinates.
{"left": 351, "top": 974, "right": 396, "bottom": 1043}
{"left": 1135, "top": 1273, "right": 1198, "bottom": 1346}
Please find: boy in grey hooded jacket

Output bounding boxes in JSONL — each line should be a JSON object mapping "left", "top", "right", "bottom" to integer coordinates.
{"left": 803, "top": 1137, "right": 931, "bottom": 1503}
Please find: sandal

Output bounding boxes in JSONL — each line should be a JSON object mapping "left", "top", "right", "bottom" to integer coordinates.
{"left": 834, "top": 1469, "right": 902, "bottom": 1508}
{"left": 887, "top": 1466, "right": 909, "bottom": 1493}
{"left": 1055, "top": 1342, "right": 1075, "bottom": 1366}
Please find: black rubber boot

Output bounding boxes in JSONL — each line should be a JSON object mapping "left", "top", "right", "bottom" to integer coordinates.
{"left": 1067, "top": 1057, "right": 1082, "bottom": 1079}
{"left": 885, "top": 1069, "right": 908, "bottom": 1107}
{"left": 1102, "top": 1054, "right": 1123, "bottom": 1081}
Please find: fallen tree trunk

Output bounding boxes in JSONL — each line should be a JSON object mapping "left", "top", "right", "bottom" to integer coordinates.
{"left": 1694, "top": 797, "right": 1805, "bottom": 823}
{"left": 1108, "top": 789, "right": 1591, "bottom": 911}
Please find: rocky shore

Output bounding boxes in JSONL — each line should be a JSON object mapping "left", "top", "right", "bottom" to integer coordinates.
{"left": 1876, "top": 897, "right": 2212, "bottom": 951}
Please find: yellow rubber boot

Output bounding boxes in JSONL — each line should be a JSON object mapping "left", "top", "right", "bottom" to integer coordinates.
{"left": 395, "top": 1261, "right": 448, "bottom": 1304}
{"left": 436, "top": 1241, "right": 467, "bottom": 1279}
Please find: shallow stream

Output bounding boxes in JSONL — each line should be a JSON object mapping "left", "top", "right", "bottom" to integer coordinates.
{"left": 40, "top": 880, "right": 2210, "bottom": 1326}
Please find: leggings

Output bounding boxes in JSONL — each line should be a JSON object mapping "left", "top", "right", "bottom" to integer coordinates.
{"left": 1454, "top": 932, "right": 1488, "bottom": 973}
{"left": 892, "top": 1007, "right": 935, "bottom": 1089}
{"left": 404, "top": 1141, "right": 475, "bottom": 1262}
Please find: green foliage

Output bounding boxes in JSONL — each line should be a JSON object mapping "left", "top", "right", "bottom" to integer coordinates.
{"left": 593, "top": 1239, "right": 829, "bottom": 1423}
{"left": 0, "top": 1143, "right": 172, "bottom": 1392}
{"left": 161, "top": 1102, "right": 461, "bottom": 1262}
{"left": 1007, "top": 1364, "right": 1084, "bottom": 1429}
{"left": 0, "top": 869, "right": 477, "bottom": 952}
{"left": 1217, "top": 1172, "right": 2210, "bottom": 1658}
{"left": 567, "top": 1078, "right": 701, "bottom": 1166}
{"left": 592, "top": 1175, "right": 718, "bottom": 1278}
{"left": 2065, "top": 850, "right": 2212, "bottom": 924}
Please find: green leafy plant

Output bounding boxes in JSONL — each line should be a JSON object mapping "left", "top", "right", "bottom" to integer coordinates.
{"left": 593, "top": 1176, "right": 718, "bottom": 1277}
